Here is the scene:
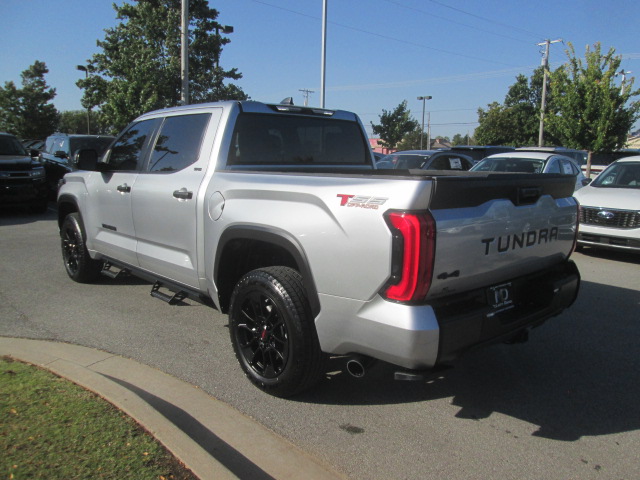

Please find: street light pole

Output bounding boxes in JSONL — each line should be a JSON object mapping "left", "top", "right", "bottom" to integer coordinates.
{"left": 417, "top": 96, "right": 432, "bottom": 149}
{"left": 320, "top": 0, "right": 327, "bottom": 108}
{"left": 215, "top": 25, "right": 234, "bottom": 70}
{"left": 181, "top": 0, "right": 189, "bottom": 105}
{"left": 76, "top": 65, "right": 90, "bottom": 134}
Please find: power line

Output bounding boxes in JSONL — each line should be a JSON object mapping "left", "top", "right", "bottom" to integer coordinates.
{"left": 248, "top": 0, "right": 520, "bottom": 67}
{"left": 423, "top": 0, "right": 547, "bottom": 40}
{"left": 382, "top": 0, "right": 533, "bottom": 44}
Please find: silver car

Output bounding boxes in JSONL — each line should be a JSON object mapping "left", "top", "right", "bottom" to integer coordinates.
{"left": 470, "top": 151, "right": 589, "bottom": 192}
{"left": 573, "top": 156, "right": 640, "bottom": 253}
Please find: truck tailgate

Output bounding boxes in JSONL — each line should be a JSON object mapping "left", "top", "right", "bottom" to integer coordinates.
{"left": 424, "top": 172, "right": 578, "bottom": 299}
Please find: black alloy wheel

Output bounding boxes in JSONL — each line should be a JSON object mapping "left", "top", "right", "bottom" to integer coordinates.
{"left": 61, "top": 213, "right": 102, "bottom": 283}
{"left": 229, "top": 266, "right": 326, "bottom": 397}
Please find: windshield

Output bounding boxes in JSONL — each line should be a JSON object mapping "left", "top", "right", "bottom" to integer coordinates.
{"left": 471, "top": 157, "right": 544, "bottom": 173}
{"left": 591, "top": 162, "right": 640, "bottom": 189}
{"left": 0, "top": 135, "right": 28, "bottom": 156}
{"left": 384, "top": 154, "right": 432, "bottom": 169}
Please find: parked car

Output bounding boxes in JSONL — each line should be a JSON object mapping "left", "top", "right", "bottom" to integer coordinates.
{"left": 583, "top": 150, "right": 640, "bottom": 178}
{"left": 57, "top": 100, "right": 580, "bottom": 396}
{"left": 573, "top": 156, "right": 640, "bottom": 253}
{"left": 40, "top": 133, "right": 115, "bottom": 193}
{"left": 377, "top": 150, "right": 474, "bottom": 171}
{"left": 449, "top": 145, "right": 515, "bottom": 163}
{"left": 516, "top": 146, "right": 587, "bottom": 166}
{"left": 21, "top": 139, "right": 45, "bottom": 152}
{"left": 0, "top": 132, "right": 48, "bottom": 212}
{"left": 372, "top": 152, "right": 386, "bottom": 163}
{"left": 470, "top": 151, "right": 588, "bottom": 192}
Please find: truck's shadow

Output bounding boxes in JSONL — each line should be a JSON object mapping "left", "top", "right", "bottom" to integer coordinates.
{"left": 297, "top": 280, "right": 640, "bottom": 441}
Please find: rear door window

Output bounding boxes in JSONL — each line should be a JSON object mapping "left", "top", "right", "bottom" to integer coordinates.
{"left": 147, "top": 114, "right": 211, "bottom": 173}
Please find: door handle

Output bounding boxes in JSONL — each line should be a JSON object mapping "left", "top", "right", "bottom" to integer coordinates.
{"left": 117, "top": 183, "right": 131, "bottom": 193}
{"left": 173, "top": 188, "right": 193, "bottom": 200}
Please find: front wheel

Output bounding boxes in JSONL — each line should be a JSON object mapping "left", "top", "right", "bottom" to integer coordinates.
{"left": 228, "top": 267, "right": 326, "bottom": 397}
{"left": 60, "top": 213, "right": 102, "bottom": 283}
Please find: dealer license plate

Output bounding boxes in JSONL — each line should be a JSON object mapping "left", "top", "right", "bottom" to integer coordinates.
{"left": 487, "top": 282, "right": 514, "bottom": 312}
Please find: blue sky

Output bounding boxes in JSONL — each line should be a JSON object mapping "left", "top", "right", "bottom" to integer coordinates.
{"left": 2, "top": 0, "right": 639, "bottom": 139}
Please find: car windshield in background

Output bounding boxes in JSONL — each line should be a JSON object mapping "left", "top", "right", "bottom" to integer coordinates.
{"left": 591, "top": 162, "right": 640, "bottom": 188}
{"left": 387, "top": 154, "right": 431, "bottom": 169}
{"left": 0, "top": 136, "right": 28, "bottom": 156}
{"left": 472, "top": 157, "right": 544, "bottom": 173}
{"left": 69, "top": 137, "right": 113, "bottom": 155}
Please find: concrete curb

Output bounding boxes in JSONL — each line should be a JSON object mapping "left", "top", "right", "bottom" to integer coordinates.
{"left": 0, "top": 337, "right": 346, "bottom": 480}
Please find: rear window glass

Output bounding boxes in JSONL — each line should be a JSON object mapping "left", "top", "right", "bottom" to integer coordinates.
{"left": 149, "top": 114, "right": 211, "bottom": 173}
{"left": 227, "top": 113, "right": 368, "bottom": 166}
{"left": 473, "top": 157, "right": 544, "bottom": 173}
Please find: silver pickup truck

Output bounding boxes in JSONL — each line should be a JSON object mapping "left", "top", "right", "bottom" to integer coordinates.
{"left": 57, "top": 100, "right": 580, "bottom": 396}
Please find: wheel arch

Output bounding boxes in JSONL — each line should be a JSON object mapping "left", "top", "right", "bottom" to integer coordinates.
{"left": 214, "top": 226, "right": 320, "bottom": 317}
{"left": 57, "top": 194, "right": 80, "bottom": 229}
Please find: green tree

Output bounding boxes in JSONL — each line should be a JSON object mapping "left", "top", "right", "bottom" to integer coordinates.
{"left": 452, "top": 133, "right": 474, "bottom": 145}
{"left": 475, "top": 68, "right": 547, "bottom": 146}
{"left": 58, "top": 110, "right": 111, "bottom": 135}
{"left": 79, "top": 0, "right": 247, "bottom": 132}
{"left": 396, "top": 127, "right": 423, "bottom": 150}
{"left": 547, "top": 42, "right": 640, "bottom": 172}
{"left": 372, "top": 101, "right": 419, "bottom": 149}
{"left": 0, "top": 81, "right": 21, "bottom": 134}
{"left": 0, "top": 61, "right": 58, "bottom": 139}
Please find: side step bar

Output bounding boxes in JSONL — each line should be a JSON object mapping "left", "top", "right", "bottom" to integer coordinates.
{"left": 150, "top": 282, "right": 188, "bottom": 305}
{"left": 101, "top": 262, "right": 130, "bottom": 279}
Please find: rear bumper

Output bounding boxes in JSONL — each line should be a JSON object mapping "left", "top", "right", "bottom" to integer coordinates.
{"left": 315, "top": 260, "right": 580, "bottom": 370}
{"left": 434, "top": 260, "right": 580, "bottom": 364}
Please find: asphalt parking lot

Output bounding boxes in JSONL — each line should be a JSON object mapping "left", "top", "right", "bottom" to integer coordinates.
{"left": 1, "top": 204, "right": 639, "bottom": 480}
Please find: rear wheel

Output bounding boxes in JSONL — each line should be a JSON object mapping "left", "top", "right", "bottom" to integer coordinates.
{"left": 60, "top": 213, "right": 102, "bottom": 283}
{"left": 228, "top": 266, "right": 326, "bottom": 397}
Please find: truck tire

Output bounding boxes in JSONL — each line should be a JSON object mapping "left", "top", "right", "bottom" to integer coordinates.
{"left": 60, "top": 213, "right": 102, "bottom": 283}
{"left": 228, "top": 266, "right": 326, "bottom": 397}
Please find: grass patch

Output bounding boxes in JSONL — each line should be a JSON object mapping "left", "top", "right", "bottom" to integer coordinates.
{"left": 1, "top": 356, "right": 196, "bottom": 479}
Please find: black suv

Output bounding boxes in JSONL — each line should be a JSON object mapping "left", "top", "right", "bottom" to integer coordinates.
{"left": 40, "top": 133, "right": 114, "bottom": 193}
{"left": 0, "top": 132, "right": 49, "bottom": 212}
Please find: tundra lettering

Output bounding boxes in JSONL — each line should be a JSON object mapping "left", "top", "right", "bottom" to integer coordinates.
{"left": 481, "top": 227, "right": 559, "bottom": 255}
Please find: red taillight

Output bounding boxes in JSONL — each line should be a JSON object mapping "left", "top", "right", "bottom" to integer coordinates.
{"left": 383, "top": 211, "right": 436, "bottom": 302}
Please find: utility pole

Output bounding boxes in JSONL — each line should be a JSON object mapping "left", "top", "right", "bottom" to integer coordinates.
{"left": 417, "top": 95, "right": 432, "bottom": 149}
{"left": 537, "top": 38, "right": 562, "bottom": 147}
{"left": 299, "top": 88, "right": 314, "bottom": 106}
{"left": 616, "top": 69, "right": 632, "bottom": 94}
{"left": 180, "top": 0, "right": 189, "bottom": 105}
{"left": 320, "top": 0, "right": 327, "bottom": 108}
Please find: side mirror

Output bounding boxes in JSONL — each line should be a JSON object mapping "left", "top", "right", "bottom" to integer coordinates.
{"left": 76, "top": 149, "right": 99, "bottom": 171}
{"left": 54, "top": 150, "right": 68, "bottom": 159}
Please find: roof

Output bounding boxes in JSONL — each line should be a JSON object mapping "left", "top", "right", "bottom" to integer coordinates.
{"left": 486, "top": 151, "right": 574, "bottom": 161}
